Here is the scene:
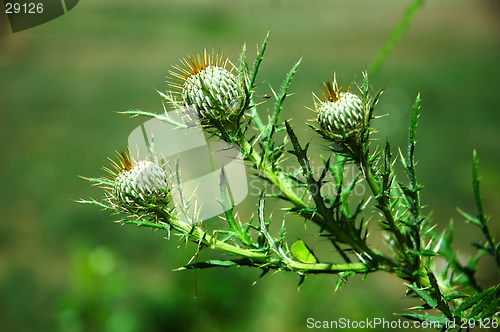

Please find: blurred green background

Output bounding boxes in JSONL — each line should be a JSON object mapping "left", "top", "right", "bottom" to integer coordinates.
{"left": 1, "top": 0, "right": 499, "bottom": 331}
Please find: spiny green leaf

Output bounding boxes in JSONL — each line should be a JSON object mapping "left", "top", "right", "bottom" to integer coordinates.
{"left": 469, "top": 286, "right": 499, "bottom": 318}
{"left": 286, "top": 207, "right": 318, "bottom": 215}
{"left": 471, "top": 242, "right": 492, "bottom": 254}
{"left": 453, "top": 287, "right": 494, "bottom": 314}
{"left": 250, "top": 32, "right": 269, "bottom": 89}
{"left": 78, "top": 198, "right": 113, "bottom": 210}
{"left": 478, "top": 291, "right": 500, "bottom": 319}
{"left": 457, "top": 208, "right": 482, "bottom": 227}
{"left": 408, "top": 94, "right": 420, "bottom": 154}
{"left": 400, "top": 313, "right": 448, "bottom": 327}
{"left": 407, "top": 284, "right": 438, "bottom": 309}
{"left": 420, "top": 249, "right": 438, "bottom": 257}
{"left": 119, "top": 218, "right": 170, "bottom": 232}
{"left": 329, "top": 154, "right": 347, "bottom": 191}
{"left": 318, "top": 157, "right": 331, "bottom": 185}
{"left": 267, "top": 58, "right": 302, "bottom": 145}
{"left": 364, "top": 87, "right": 384, "bottom": 131}
{"left": 121, "top": 109, "right": 188, "bottom": 128}
{"left": 472, "top": 150, "right": 489, "bottom": 225}
{"left": 239, "top": 42, "right": 249, "bottom": 75}
{"left": 84, "top": 177, "right": 114, "bottom": 187}
{"left": 174, "top": 259, "right": 250, "bottom": 270}
{"left": 284, "top": 120, "right": 302, "bottom": 153}
{"left": 427, "top": 270, "right": 453, "bottom": 319}
{"left": 443, "top": 292, "right": 469, "bottom": 301}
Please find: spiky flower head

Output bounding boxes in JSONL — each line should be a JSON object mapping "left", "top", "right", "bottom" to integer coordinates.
{"left": 169, "top": 50, "right": 244, "bottom": 118}
{"left": 314, "top": 78, "right": 365, "bottom": 140}
{"left": 105, "top": 152, "right": 170, "bottom": 209}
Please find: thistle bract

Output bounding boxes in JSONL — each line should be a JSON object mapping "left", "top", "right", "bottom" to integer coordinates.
{"left": 315, "top": 81, "right": 365, "bottom": 139}
{"left": 183, "top": 65, "right": 241, "bottom": 115}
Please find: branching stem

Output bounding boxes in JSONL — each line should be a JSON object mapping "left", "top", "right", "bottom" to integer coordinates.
{"left": 123, "top": 208, "right": 370, "bottom": 274}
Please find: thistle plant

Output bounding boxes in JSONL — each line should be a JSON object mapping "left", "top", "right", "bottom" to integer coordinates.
{"left": 80, "top": 33, "right": 499, "bottom": 330}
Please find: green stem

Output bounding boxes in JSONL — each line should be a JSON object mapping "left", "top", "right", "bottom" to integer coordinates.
{"left": 369, "top": 0, "right": 426, "bottom": 75}
{"left": 247, "top": 99, "right": 265, "bottom": 132}
{"left": 480, "top": 224, "right": 500, "bottom": 271}
{"left": 472, "top": 150, "right": 500, "bottom": 271}
{"left": 360, "top": 150, "right": 433, "bottom": 289}
{"left": 239, "top": 138, "right": 307, "bottom": 209}
{"left": 360, "top": 152, "right": 409, "bottom": 259}
{"left": 124, "top": 209, "right": 370, "bottom": 274}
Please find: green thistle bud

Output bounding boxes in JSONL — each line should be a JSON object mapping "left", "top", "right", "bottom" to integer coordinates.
{"left": 183, "top": 65, "right": 241, "bottom": 114}
{"left": 314, "top": 80, "right": 365, "bottom": 139}
{"left": 106, "top": 152, "right": 169, "bottom": 208}
{"left": 169, "top": 50, "right": 243, "bottom": 117}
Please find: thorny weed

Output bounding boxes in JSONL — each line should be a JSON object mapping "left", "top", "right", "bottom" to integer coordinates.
{"left": 80, "top": 5, "right": 499, "bottom": 329}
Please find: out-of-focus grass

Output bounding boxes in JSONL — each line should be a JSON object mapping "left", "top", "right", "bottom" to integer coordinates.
{"left": 0, "top": 0, "right": 499, "bottom": 331}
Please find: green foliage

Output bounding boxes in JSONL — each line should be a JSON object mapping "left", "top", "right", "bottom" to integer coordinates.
{"left": 82, "top": 32, "right": 499, "bottom": 330}
{"left": 291, "top": 240, "right": 318, "bottom": 264}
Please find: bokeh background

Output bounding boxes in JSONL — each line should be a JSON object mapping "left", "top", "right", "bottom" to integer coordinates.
{"left": 1, "top": 0, "right": 500, "bottom": 331}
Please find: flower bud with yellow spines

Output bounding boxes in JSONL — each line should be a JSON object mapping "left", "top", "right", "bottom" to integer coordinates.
{"left": 169, "top": 50, "right": 244, "bottom": 119}
{"left": 314, "top": 79, "right": 365, "bottom": 140}
{"left": 105, "top": 152, "right": 170, "bottom": 210}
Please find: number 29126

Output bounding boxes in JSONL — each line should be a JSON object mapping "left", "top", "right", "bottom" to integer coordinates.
{"left": 5, "top": 3, "right": 44, "bottom": 14}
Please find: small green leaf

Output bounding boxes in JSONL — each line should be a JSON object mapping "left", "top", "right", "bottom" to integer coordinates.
{"left": 291, "top": 240, "right": 318, "bottom": 264}
{"left": 174, "top": 258, "right": 259, "bottom": 271}
{"left": 472, "top": 150, "right": 489, "bottom": 225}
{"left": 174, "top": 260, "right": 239, "bottom": 270}
{"left": 407, "top": 249, "right": 436, "bottom": 257}
{"left": 420, "top": 249, "right": 438, "bottom": 257}
{"left": 267, "top": 58, "right": 302, "bottom": 144}
{"left": 250, "top": 32, "right": 269, "bottom": 89}
{"left": 285, "top": 120, "right": 306, "bottom": 157}
{"left": 443, "top": 292, "right": 469, "bottom": 301}
{"left": 426, "top": 270, "right": 453, "bottom": 319}
{"left": 407, "top": 284, "right": 438, "bottom": 309}
{"left": 457, "top": 208, "right": 482, "bottom": 227}
{"left": 408, "top": 94, "right": 420, "bottom": 151}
